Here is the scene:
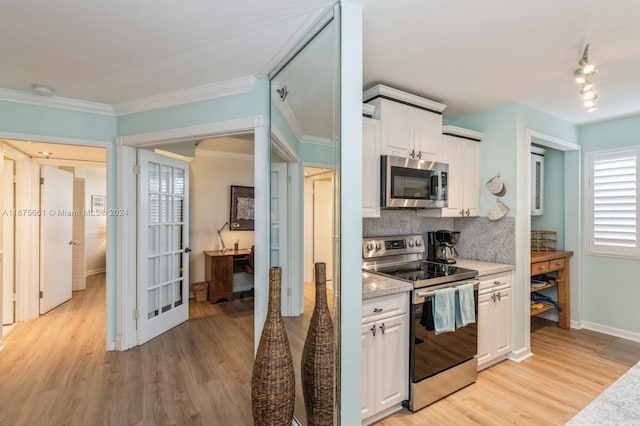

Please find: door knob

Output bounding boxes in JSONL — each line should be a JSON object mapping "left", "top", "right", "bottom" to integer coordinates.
{"left": 184, "top": 247, "right": 192, "bottom": 253}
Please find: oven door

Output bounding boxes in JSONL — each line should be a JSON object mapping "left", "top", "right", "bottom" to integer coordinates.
{"left": 410, "top": 281, "right": 479, "bottom": 382}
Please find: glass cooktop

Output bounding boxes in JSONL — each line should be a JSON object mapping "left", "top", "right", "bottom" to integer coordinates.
{"left": 380, "top": 261, "right": 478, "bottom": 287}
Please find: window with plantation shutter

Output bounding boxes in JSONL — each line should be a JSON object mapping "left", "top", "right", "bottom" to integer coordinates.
{"left": 586, "top": 148, "right": 640, "bottom": 258}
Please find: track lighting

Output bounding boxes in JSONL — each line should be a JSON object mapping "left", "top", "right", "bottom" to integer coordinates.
{"left": 574, "top": 43, "right": 598, "bottom": 111}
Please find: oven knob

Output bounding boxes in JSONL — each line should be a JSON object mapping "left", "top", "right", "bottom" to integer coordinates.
{"left": 408, "top": 240, "right": 414, "bottom": 247}
{"left": 375, "top": 243, "right": 382, "bottom": 251}
{"left": 366, "top": 243, "right": 374, "bottom": 251}
{"left": 416, "top": 240, "right": 422, "bottom": 247}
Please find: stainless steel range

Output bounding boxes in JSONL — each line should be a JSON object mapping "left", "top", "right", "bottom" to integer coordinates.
{"left": 363, "top": 234, "right": 480, "bottom": 412}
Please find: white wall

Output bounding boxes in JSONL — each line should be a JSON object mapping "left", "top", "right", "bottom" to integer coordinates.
{"left": 73, "top": 167, "right": 107, "bottom": 274}
{"left": 189, "top": 151, "right": 254, "bottom": 285}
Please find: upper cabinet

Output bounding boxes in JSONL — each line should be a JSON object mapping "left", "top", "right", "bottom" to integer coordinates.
{"left": 363, "top": 84, "right": 447, "bottom": 162}
{"left": 531, "top": 146, "right": 546, "bottom": 216}
{"left": 420, "top": 126, "right": 482, "bottom": 218}
{"left": 363, "top": 104, "right": 381, "bottom": 218}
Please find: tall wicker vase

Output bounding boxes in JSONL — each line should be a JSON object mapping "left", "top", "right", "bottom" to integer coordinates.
{"left": 251, "top": 267, "right": 295, "bottom": 426}
{"left": 301, "top": 262, "right": 335, "bottom": 426}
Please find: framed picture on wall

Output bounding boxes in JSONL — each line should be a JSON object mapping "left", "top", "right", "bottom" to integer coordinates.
{"left": 230, "top": 186, "right": 254, "bottom": 231}
{"left": 91, "top": 195, "right": 106, "bottom": 213}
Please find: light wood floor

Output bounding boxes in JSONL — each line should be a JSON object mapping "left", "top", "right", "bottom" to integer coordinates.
{"left": 377, "top": 317, "right": 634, "bottom": 425}
{"left": 0, "top": 275, "right": 634, "bottom": 426}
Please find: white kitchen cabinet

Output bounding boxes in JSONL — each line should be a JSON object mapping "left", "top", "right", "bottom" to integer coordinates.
{"left": 420, "top": 126, "right": 482, "bottom": 218}
{"left": 363, "top": 116, "right": 381, "bottom": 218}
{"left": 477, "top": 272, "right": 513, "bottom": 370}
{"left": 361, "top": 292, "right": 409, "bottom": 425}
{"left": 363, "top": 84, "right": 446, "bottom": 162}
{"left": 531, "top": 146, "right": 546, "bottom": 216}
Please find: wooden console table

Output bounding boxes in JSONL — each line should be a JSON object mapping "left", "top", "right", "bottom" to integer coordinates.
{"left": 204, "top": 249, "right": 252, "bottom": 303}
{"left": 530, "top": 250, "right": 573, "bottom": 329}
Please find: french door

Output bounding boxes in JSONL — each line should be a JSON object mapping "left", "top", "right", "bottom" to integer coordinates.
{"left": 137, "top": 150, "right": 190, "bottom": 344}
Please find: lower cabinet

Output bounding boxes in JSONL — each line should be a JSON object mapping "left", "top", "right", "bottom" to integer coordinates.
{"left": 477, "top": 272, "right": 513, "bottom": 370}
{"left": 361, "top": 292, "right": 409, "bottom": 424}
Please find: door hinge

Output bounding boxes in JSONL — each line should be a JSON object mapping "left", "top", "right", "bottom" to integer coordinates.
{"left": 12, "top": 293, "right": 17, "bottom": 301}
{"left": 39, "top": 290, "right": 43, "bottom": 299}
{"left": 12, "top": 175, "right": 17, "bottom": 184}
{"left": 133, "top": 164, "right": 140, "bottom": 175}
{"left": 40, "top": 177, "right": 44, "bottom": 185}
{"left": 133, "top": 309, "right": 140, "bottom": 320}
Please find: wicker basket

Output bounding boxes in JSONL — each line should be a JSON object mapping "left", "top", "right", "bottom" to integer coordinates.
{"left": 191, "top": 282, "right": 208, "bottom": 302}
{"left": 251, "top": 267, "right": 295, "bottom": 426}
{"left": 301, "top": 263, "right": 335, "bottom": 426}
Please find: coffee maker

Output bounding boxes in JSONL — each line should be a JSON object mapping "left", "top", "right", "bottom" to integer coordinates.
{"left": 426, "top": 230, "right": 460, "bottom": 264}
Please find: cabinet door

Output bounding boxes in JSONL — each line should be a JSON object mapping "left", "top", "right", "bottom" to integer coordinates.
{"left": 462, "top": 140, "right": 481, "bottom": 217}
{"left": 361, "top": 322, "right": 377, "bottom": 419}
{"left": 440, "top": 135, "right": 464, "bottom": 217}
{"left": 379, "top": 100, "right": 412, "bottom": 157}
{"left": 494, "top": 287, "right": 513, "bottom": 357}
{"left": 376, "top": 314, "right": 408, "bottom": 412}
{"left": 476, "top": 292, "right": 493, "bottom": 368}
{"left": 412, "top": 108, "right": 443, "bottom": 161}
{"left": 363, "top": 117, "right": 381, "bottom": 218}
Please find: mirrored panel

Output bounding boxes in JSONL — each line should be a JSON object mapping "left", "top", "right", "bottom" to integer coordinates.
{"left": 269, "top": 10, "right": 340, "bottom": 425}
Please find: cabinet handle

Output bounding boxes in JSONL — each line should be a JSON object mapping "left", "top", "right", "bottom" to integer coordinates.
{"left": 373, "top": 308, "right": 383, "bottom": 313}
{"left": 410, "top": 149, "right": 416, "bottom": 159}
{"left": 493, "top": 281, "right": 502, "bottom": 285}
{"left": 491, "top": 293, "right": 496, "bottom": 303}
{"left": 465, "top": 209, "right": 470, "bottom": 216}
{"left": 416, "top": 151, "right": 422, "bottom": 160}
{"left": 497, "top": 292, "right": 502, "bottom": 301}
{"left": 371, "top": 325, "right": 376, "bottom": 337}
{"left": 380, "top": 323, "right": 386, "bottom": 335}
{"left": 460, "top": 209, "right": 465, "bottom": 216}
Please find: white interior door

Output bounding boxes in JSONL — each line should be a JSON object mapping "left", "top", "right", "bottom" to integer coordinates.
{"left": 270, "top": 162, "right": 290, "bottom": 314}
{"left": 313, "top": 179, "right": 333, "bottom": 283}
{"left": 40, "top": 165, "right": 73, "bottom": 314}
{"left": 137, "top": 150, "right": 189, "bottom": 345}
{"left": 3, "top": 159, "right": 15, "bottom": 324}
{"left": 72, "top": 178, "right": 86, "bottom": 291}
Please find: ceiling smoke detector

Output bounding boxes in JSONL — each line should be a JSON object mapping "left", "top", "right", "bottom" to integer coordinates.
{"left": 31, "top": 84, "right": 54, "bottom": 96}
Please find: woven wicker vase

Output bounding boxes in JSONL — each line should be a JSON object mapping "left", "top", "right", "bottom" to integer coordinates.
{"left": 251, "top": 267, "right": 295, "bottom": 426}
{"left": 301, "top": 262, "right": 335, "bottom": 426}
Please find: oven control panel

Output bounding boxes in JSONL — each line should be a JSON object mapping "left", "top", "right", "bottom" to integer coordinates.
{"left": 363, "top": 234, "right": 425, "bottom": 259}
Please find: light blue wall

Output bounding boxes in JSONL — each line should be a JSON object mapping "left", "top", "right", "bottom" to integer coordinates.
{"left": 531, "top": 147, "right": 565, "bottom": 248}
{"left": 452, "top": 103, "right": 518, "bottom": 216}
{"left": 579, "top": 114, "right": 640, "bottom": 335}
{"left": 0, "top": 101, "right": 116, "bottom": 141}
{"left": 299, "top": 142, "right": 336, "bottom": 166}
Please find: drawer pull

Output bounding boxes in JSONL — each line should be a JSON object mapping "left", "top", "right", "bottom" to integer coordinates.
{"left": 380, "top": 323, "right": 386, "bottom": 335}
{"left": 493, "top": 281, "right": 502, "bottom": 285}
{"left": 373, "top": 308, "right": 383, "bottom": 313}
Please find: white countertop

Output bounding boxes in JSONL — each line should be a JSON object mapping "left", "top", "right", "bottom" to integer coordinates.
{"left": 362, "top": 271, "right": 413, "bottom": 300}
{"left": 454, "top": 258, "right": 515, "bottom": 277}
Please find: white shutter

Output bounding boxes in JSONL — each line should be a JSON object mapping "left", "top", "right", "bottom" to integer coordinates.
{"left": 587, "top": 148, "right": 639, "bottom": 257}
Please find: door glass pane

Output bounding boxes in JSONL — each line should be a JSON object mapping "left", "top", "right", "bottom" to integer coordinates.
{"left": 148, "top": 288, "right": 159, "bottom": 319}
{"left": 161, "top": 165, "right": 172, "bottom": 193}
{"left": 149, "top": 163, "right": 160, "bottom": 193}
{"left": 149, "top": 194, "right": 160, "bottom": 223}
{"left": 174, "top": 168, "right": 185, "bottom": 195}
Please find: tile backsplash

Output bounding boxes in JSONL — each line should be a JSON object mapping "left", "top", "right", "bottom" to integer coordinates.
{"left": 363, "top": 211, "right": 515, "bottom": 264}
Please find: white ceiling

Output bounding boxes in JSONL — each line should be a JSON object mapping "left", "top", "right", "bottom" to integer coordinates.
{"left": 2, "top": 139, "right": 106, "bottom": 162}
{"left": 2, "top": 0, "right": 640, "bottom": 125}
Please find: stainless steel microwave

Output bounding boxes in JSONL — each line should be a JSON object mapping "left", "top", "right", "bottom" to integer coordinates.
{"left": 380, "top": 155, "right": 448, "bottom": 208}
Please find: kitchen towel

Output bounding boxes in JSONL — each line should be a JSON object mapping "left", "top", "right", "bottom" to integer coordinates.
{"left": 455, "top": 283, "right": 476, "bottom": 328}
{"left": 420, "top": 300, "right": 435, "bottom": 331}
{"left": 432, "top": 287, "right": 455, "bottom": 334}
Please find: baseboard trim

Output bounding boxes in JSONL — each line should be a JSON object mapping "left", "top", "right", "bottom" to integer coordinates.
{"left": 363, "top": 403, "right": 403, "bottom": 425}
{"left": 571, "top": 320, "right": 582, "bottom": 329}
{"left": 86, "top": 268, "right": 106, "bottom": 276}
{"left": 507, "top": 346, "right": 533, "bottom": 363}
{"left": 581, "top": 321, "right": 640, "bottom": 342}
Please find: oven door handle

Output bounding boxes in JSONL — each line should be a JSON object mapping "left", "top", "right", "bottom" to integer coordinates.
{"left": 413, "top": 280, "right": 479, "bottom": 304}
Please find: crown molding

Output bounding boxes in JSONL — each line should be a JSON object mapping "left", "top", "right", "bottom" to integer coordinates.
{"left": 442, "top": 125, "right": 483, "bottom": 141}
{"left": 112, "top": 76, "right": 257, "bottom": 116}
{"left": 362, "top": 103, "right": 376, "bottom": 116}
{"left": 300, "top": 135, "right": 334, "bottom": 146}
{"left": 363, "top": 84, "right": 447, "bottom": 113}
{"left": 0, "top": 88, "right": 115, "bottom": 116}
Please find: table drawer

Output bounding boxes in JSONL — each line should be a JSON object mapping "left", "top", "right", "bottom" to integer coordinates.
{"left": 531, "top": 261, "right": 549, "bottom": 275}
{"left": 548, "top": 258, "right": 565, "bottom": 272}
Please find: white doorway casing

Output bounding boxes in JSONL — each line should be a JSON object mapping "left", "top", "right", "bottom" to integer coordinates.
{"left": 117, "top": 116, "right": 269, "bottom": 351}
